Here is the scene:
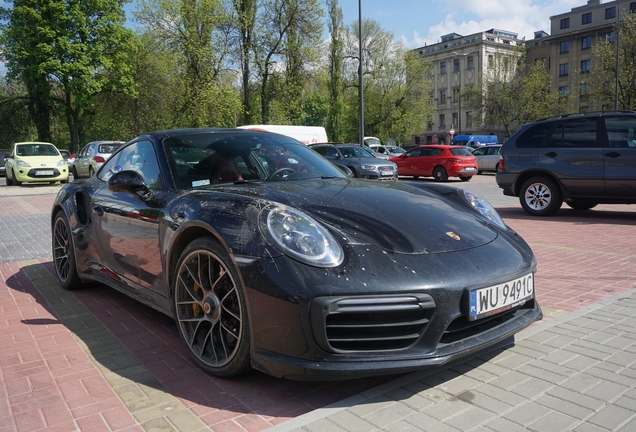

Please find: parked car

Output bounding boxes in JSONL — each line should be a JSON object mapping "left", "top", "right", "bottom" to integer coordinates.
{"left": 309, "top": 143, "right": 397, "bottom": 180}
{"left": 375, "top": 145, "right": 406, "bottom": 157}
{"left": 496, "top": 111, "right": 636, "bottom": 216}
{"left": 471, "top": 144, "right": 502, "bottom": 173}
{"left": 0, "top": 148, "right": 10, "bottom": 176}
{"left": 73, "top": 140, "right": 124, "bottom": 178}
{"left": 390, "top": 145, "right": 478, "bottom": 182}
{"left": 357, "top": 145, "right": 389, "bottom": 160}
{"left": 4, "top": 142, "right": 69, "bottom": 185}
{"left": 59, "top": 149, "right": 76, "bottom": 171}
{"left": 51, "top": 128, "right": 541, "bottom": 380}
{"left": 451, "top": 134, "right": 499, "bottom": 147}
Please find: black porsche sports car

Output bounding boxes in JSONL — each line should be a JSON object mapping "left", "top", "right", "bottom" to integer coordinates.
{"left": 51, "top": 128, "right": 542, "bottom": 380}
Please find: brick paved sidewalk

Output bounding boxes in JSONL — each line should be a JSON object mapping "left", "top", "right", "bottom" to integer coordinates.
{"left": 1, "top": 193, "right": 636, "bottom": 432}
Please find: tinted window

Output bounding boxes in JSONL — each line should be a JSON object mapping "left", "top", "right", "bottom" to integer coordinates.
{"left": 449, "top": 148, "right": 472, "bottom": 156}
{"left": 546, "top": 119, "right": 598, "bottom": 148}
{"left": 98, "top": 143, "right": 123, "bottom": 154}
{"left": 515, "top": 123, "right": 555, "bottom": 148}
{"left": 605, "top": 117, "right": 636, "bottom": 148}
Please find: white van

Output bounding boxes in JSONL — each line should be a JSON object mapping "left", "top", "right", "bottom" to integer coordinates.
{"left": 237, "top": 125, "right": 328, "bottom": 145}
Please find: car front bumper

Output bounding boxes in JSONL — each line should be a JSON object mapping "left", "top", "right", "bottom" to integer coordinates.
{"left": 14, "top": 167, "right": 69, "bottom": 183}
{"left": 238, "top": 232, "right": 541, "bottom": 380}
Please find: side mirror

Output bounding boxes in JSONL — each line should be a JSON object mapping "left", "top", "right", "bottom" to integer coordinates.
{"left": 108, "top": 170, "right": 150, "bottom": 197}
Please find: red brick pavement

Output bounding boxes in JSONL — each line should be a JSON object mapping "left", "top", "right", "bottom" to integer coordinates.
{"left": 1, "top": 192, "right": 636, "bottom": 431}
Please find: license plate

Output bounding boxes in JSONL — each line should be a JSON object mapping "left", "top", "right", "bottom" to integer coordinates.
{"left": 464, "top": 167, "right": 476, "bottom": 171}
{"left": 381, "top": 169, "right": 394, "bottom": 176}
{"left": 468, "top": 273, "right": 534, "bottom": 321}
{"left": 37, "top": 170, "right": 54, "bottom": 176}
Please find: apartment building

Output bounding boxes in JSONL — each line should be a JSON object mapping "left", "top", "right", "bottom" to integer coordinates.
{"left": 526, "top": 0, "right": 636, "bottom": 112}
{"left": 412, "top": 29, "right": 524, "bottom": 145}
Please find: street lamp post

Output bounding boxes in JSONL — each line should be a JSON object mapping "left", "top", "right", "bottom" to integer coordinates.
{"left": 452, "top": 51, "right": 468, "bottom": 136}
{"left": 615, "top": 0, "right": 620, "bottom": 110}
{"left": 358, "top": 0, "right": 364, "bottom": 146}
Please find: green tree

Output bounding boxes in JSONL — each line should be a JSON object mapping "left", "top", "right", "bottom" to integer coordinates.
{"left": 1, "top": 0, "right": 137, "bottom": 153}
{"left": 232, "top": 0, "right": 257, "bottom": 124}
{"left": 589, "top": 12, "right": 636, "bottom": 110}
{"left": 325, "top": 0, "right": 345, "bottom": 141}
{"left": 341, "top": 19, "right": 433, "bottom": 144}
{"left": 0, "top": 76, "right": 35, "bottom": 146}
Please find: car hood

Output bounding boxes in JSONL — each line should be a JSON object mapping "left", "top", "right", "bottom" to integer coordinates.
{"left": 207, "top": 179, "right": 497, "bottom": 254}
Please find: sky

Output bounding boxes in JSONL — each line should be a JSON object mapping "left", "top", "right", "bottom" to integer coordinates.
{"left": 337, "top": 0, "right": 589, "bottom": 48}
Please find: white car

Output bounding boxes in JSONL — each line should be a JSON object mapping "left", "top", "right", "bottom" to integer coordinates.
{"left": 471, "top": 144, "right": 502, "bottom": 173}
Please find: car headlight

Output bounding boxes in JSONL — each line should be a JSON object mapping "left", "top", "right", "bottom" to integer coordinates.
{"left": 359, "top": 165, "right": 375, "bottom": 170}
{"left": 463, "top": 190, "right": 506, "bottom": 229}
{"left": 57, "top": 159, "right": 66, "bottom": 167}
{"left": 16, "top": 160, "right": 31, "bottom": 167}
{"left": 262, "top": 205, "right": 344, "bottom": 267}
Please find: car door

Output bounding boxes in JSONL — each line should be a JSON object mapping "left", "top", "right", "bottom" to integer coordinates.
{"left": 603, "top": 116, "right": 636, "bottom": 197}
{"left": 394, "top": 147, "right": 424, "bottom": 176}
{"left": 538, "top": 118, "right": 605, "bottom": 196}
{"left": 91, "top": 140, "right": 165, "bottom": 293}
{"left": 75, "top": 144, "right": 93, "bottom": 177}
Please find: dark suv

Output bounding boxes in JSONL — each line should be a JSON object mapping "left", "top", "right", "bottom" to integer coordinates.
{"left": 496, "top": 111, "right": 636, "bottom": 216}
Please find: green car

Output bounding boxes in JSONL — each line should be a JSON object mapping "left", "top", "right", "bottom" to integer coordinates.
{"left": 4, "top": 142, "right": 70, "bottom": 185}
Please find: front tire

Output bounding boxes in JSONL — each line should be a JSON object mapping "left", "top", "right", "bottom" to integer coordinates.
{"left": 52, "top": 211, "right": 83, "bottom": 290}
{"left": 73, "top": 166, "right": 80, "bottom": 178}
{"left": 173, "top": 237, "right": 251, "bottom": 378}
{"left": 520, "top": 176, "right": 562, "bottom": 216}
{"left": 6, "top": 171, "right": 13, "bottom": 186}
{"left": 433, "top": 167, "right": 448, "bottom": 182}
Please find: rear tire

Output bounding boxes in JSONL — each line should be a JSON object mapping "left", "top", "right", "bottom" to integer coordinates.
{"left": 433, "top": 167, "right": 448, "bottom": 182}
{"left": 519, "top": 176, "right": 562, "bottom": 216}
{"left": 52, "top": 211, "right": 83, "bottom": 290}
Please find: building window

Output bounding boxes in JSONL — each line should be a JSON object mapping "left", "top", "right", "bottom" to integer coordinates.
{"left": 440, "top": 89, "right": 446, "bottom": 105}
{"left": 466, "top": 112, "right": 472, "bottom": 127}
{"left": 453, "top": 88, "right": 460, "bottom": 103}
{"left": 440, "top": 61, "right": 447, "bottom": 74}
{"left": 605, "top": 7, "right": 616, "bottom": 19}
{"left": 467, "top": 55, "right": 474, "bottom": 69}
{"left": 452, "top": 113, "right": 458, "bottom": 128}
{"left": 560, "top": 41, "right": 570, "bottom": 53}
{"left": 606, "top": 31, "right": 616, "bottom": 43}
{"left": 580, "top": 83, "right": 590, "bottom": 96}
{"left": 559, "top": 63, "right": 569, "bottom": 76}
{"left": 559, "top": 86, "right": 569, "bottom": 97}
{"left": 488, "top": 55, "right": 494, "bottom": 68}
{"left": 581, "top": 59, "right": 591, "bottom": 73}
{"left": 582, "top": 12, "right": 592, "bottom": 24}
{"left": 631, "top": 2, "right": 636, "bottom": 13}
{"left": 453, "top": 59, "right": 460, "bottom": 72}
{"left": 560, "top": 18, "right": 570, "bottom": 29}
{"left": 581, "top": 36, "right": 592, "bottom": 49}
{"left": 439, "top": 114, "right": 446, "bottom": 128}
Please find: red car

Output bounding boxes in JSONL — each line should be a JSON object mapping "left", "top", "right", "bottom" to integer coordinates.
{"left": 389, "top": 145, "right": 478, "bottom": 181}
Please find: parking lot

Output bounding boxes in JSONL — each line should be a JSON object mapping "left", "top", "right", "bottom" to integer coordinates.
{"left": 1, "top": 174, "right": 636, "bottom": 431}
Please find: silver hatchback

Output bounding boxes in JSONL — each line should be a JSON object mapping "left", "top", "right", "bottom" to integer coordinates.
{"left": 73, "top": 141, "right": 124, "bottom": 178}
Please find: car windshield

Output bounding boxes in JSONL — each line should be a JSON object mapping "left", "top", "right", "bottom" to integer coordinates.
{"left": 338, "top": 146, "right": 372, "bottom": 158}
{"left": 98, "top": 143, "right": 123, "bottom": 154}
{"left": 16, "top": 143, "right": 59, "bottom": 156}
{"left": 163, "top": 131, "right": 347, "bottom": 189}
{"left": 449, "top": 147, "right": 473, "bottom": 156}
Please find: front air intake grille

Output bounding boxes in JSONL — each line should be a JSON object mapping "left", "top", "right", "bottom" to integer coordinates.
{"left": 310, "top": 294, "right": 436, "bottom": 353}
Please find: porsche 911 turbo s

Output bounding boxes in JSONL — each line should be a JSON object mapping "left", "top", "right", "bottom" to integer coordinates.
{"left": 51, "top": 128, "right": 542, "bottom": 380}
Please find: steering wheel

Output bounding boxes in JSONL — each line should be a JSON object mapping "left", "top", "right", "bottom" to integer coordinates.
{"left": 267, "top": 167, "right": 296, "bottom": 180}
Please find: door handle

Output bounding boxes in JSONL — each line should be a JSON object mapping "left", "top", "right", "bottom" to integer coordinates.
{"left": 605, "top": 152, "right": 621, "bottom": 158}
{"left": 92, "top": 206, "right": 104, "bottom": 216}
{"left": 544, "top": 152, "right": 558, "bottom": 157}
